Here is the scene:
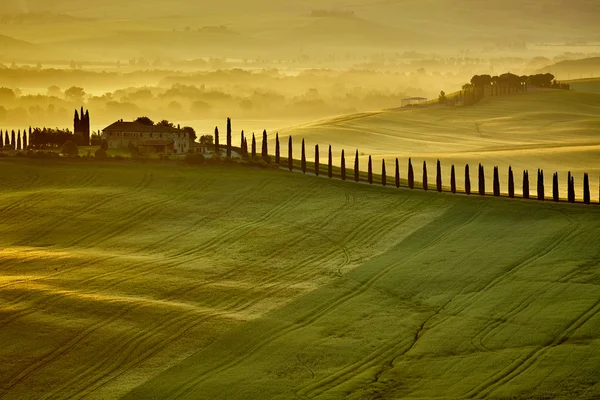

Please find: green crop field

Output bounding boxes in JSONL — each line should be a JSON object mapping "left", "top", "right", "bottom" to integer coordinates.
{"left": 279, "top": 90, "right": 600, "bottom": 200}
{"left": 1, "top": 158, "right": 599, "bottom": 399}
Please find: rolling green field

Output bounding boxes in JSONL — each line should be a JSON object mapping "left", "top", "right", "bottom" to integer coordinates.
{"left": 1, "top": 158, "right": 600, "bottom": 399}
{"left": 279, "top": 90, "right": 600, "bottom": 200}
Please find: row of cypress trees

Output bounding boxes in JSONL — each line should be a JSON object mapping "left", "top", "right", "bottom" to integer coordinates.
{"left": 1, "top": 129, "right": 28, "bottom": 150}
{"left": 231, "top": 128, "right": 596, "bottom": 205}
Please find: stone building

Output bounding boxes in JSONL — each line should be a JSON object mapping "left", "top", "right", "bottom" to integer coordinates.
{"left": 101, "top": 120, "right": 194, "bottom": 154}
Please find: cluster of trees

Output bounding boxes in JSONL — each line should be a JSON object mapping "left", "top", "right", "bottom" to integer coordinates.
{"left": 1, "top": 129, "right": 28, "bottom": 150}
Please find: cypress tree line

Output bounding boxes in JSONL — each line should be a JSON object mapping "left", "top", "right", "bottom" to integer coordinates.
{"left": 523, "top": 170, "right": 530, "bottom": 199}
{"left": 478, "top": 164, "right": 485, "bottom": 195}
{"left": 301, "top": 139, "right": 307, "bottom": 174}
{"left": 368, "top": 156, "right": 373, "bottom": 184}
{"left": 226, "top": 118, "right": 232, "bottom": 158}
{"left": 465, "top": 164, "right": 471, "bottom": 195}
{"left": 261, "top": 130, "right": 268, "bottom": 161}
{"left": 214, "top": 126, "right": 219, "bottom": 153}
{"left": 570, "top": 176, "right": 575, "bottom": 203}
{"left": 408, "top": 158, "right": 414, "bottom": 189}
{"left": 553, "top": 172, "right": 559, "bottom": 202}
{"left": 381, "top": 159, "right": 387, "bottom": 186}
{"left": 16, "top": 130, "right": 21, "bottom": 150}
{"left": 395, "top": 158, "right": 400, "bottom": 188}
{"left": 240, "top": 130, "right": 244, "bottom": 148}
{"left": 451, "top": 165, "right": 456, "bottom": 194}
{"left": 354, "top": 150, "right": 359, "bottom": 182}
{"left": 422, "top": 161, "right": 428, "bottom": 191}
{"left": 567, "top": 172, "right": 572, "bottom": 203}
{"left": 4, "top": 131, "right": 9, "bottom": 148}
{"left": 275, "top": 133, "right": 280, "bottom": 164}
{"left": 11, "top": 130, "right": 15, "bottom": 149}
{"left": 537, "top": 169, "right": 545, "bottom": 201}
{"left": 436, "top": 159, "right": 442, "bottom": 192}
{"left": 242, "top": 137, "right": 248, "bottom": 157}
{"left": 328, "top": 145, "right": 333, "bottom": 178}
{"left": 288, "top": 136, "right": 293, "bottom": 171}
{"left": 493, "top": 166, "right": 500, "bottom": 196}
{"left": 0, "top": 130, "right": 3, "bottom": 147}
{"left": 314, "top": 144, "right": 320, "bottom": 176}
{"left": 341, "top": 150, "right": 346, "bottom": 180}
{"left": 251, "top": 133, "right": 256, "bottom": 158}
{"left": 22, "top": 130, "right": 27, "bottom": 149}
{"left": 508, "top": 166, "right": 515, "bottom": 198}
{"left": 583, "top": 173, "right": 590, "bottom": 204}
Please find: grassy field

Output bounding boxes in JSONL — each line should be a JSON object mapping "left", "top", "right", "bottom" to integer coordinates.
{"left": 278, "top": 90, "right": 600, "bottom": 200}
{"left": 0, "top": 158, "right": 599, "bottom": 399}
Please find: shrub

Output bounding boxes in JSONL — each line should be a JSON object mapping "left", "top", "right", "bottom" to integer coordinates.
{"left": 61, "top": 140, "right": 79, "bottom": 157}
{"left": 185, "top": 153, "right": 205, "bottom": 165}
{"left": 95, "top": 148, "right": 108, "bottom": 159}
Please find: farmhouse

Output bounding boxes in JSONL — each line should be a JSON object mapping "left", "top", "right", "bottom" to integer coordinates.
{"left": 401, "top": 97, "right": 427, "bottom": 107}
{"left": 102, "top": 120, "right": 195, "bottom": 154}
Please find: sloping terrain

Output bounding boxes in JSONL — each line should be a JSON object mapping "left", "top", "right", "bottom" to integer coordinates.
{"left": 0, "top": 159, "right": 599, "bottom": 399}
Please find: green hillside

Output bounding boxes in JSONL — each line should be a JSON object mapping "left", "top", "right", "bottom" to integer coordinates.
{"left": 0, "top": 159, "right": 599, "bottom": 399}
{"left": 279, "top": 90, "right": 600, "bottom": 200}
{"left": 567, "top": 77, "right": 600, "bottom": 94}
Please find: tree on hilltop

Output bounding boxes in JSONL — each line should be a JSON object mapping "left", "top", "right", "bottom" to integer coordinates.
{"left": 553, "top": 172, "right": 559, "bottom": 202}
{"left": 301, "top": 139, "right": 306, "bottom": 174}
{"left": 408, "top": 158, "right": 414, "bottom": 189}
{"left": 523, "top": 170, "right": 530, "bottom": 199}
{"left": 451, "top": 165, "right": 456, "bottom": 194}
{"left": 275, "top": 133, "right": 280, "bottom": 165}
{"left": 0, "top": 130, "right": 3, "bottom": 148}
{"left": 4, "top": 131, "right": 8, "bottom": 148}
{"left": 261, "top": 130, "right": 268, "bottom": 161}
{"left": 478, "top": 164, "right": 485, "bottom": 196}
{"left": 226, "top": 118, "right": 232, "bottom": 158}
{"left": 328, "top": 145, "right": 332, "bottom": 178}
{"left": 465, "top": 164, "right": 471, "bottom": 195}
{"left": 508, "top": 166, "right": 515, "bottom": 198}
{"left": 493, "top": 166, "right": 500, "bottom": 196}
{"left": 368, "top": 156, "right": 373, "bottom": 184}
{"left": 135, "top": 116, "right": 154, "bottom": 125}
{"left": 11, "top": 130, "right": 15, "bottom": 149}
{"left": 381, "top": 159, "right": 387, "bottom": 186}
{"left": 354, "top": 150, "right": 359, "bottom": 182}
{"left": 395, "top": 158, "right": 400, "bottom": 188}
{"left": 422, "top": 161, "right": 428, "bottom": 191}
{"left": 341, "top": 150, "right": 346, "bottom": 180}
{"left": 314, "top": 144, "right": 320, "bottom": 176}
{"left": 288, "top": 136, "right": 293, "bottom": 171}
{"left": 16, "top": 130, "right": 21, "bottom": 150}
{"left": 157, "top": 119, "right": 174, "bottom": 128}
{"left": 251, "top": 133, "right": 256, "bottom": 158}
{"left": 583, "top": 173, "right": 590, "bottom": 205}
{"left": 214, "top": 126, "right": 220, "bottom": 153}
{"left": 436, "top": 159, "right": 442, "bottom": 192}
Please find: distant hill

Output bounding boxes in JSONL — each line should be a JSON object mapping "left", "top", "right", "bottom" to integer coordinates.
{"left": 540, "top": 57, "right": 600, "bottom": 80}
{"left": 0, "top": 34, "right": 38, "bottom": 56}
{"left": 565, "top": 77, "right": 600, "bottom": 94}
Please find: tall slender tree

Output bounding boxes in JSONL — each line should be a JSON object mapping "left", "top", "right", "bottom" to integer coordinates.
{"left": 493, "top": 166, "right": 500, "bottom": 196}
{"left": 288, "top": 136, "right": 293, "bottom": 171}
{"left": 4, "top": 131, "right": 9, "bottom": 148}
{"left": 478, "top": 164, "right": 485, "bottom": 195}
{"left": 354, "top": 150, "right": 359, "bottom": 182}
{"left": 241, "top": 130, "right": 245, "bottom": 148}
{"left": 251, "top": 133, "right": 256, "bottom": 158}
{"left": 261, "top": 130, "right": 268, "bottom": 161}
{"left": 408, "top": 158, "right": 414, "bottom": 189}
{"left": 381, "top": 159, "right": 387, "bottom": 186}
{"left": 341, "top": 150, "right": 346, "bottom": 180}
{"left": 395, "top": 158, "right": 400, "bottom": 188}
{"left": 368, "top": 156, "right": 373, "bottom": 184}
{"left": 537, "top": 169, "right": 545, "bottom": 201}
{"left": 0, "top": 130, "right": 3, "bottom": 148}
{"left": 22, "top": 129, "right": 27, "bottom": 149}
{"left": 553, "top": 172, "right": 559, "bottom": 202}
{"left": 583, "top": 173, "right": 590, "bottom": 205}
{"left": 301, "top": 139, "right": 307, "bottom": 174}
{"left": 570, "top": 176, "right": 575, "bottom": 203}
{"left": 226, "top": 118, "right": 232, "bottom": 158}
{"left": 436, "top": 159, "right": 442, "bottom": 192}
{"left": 422, "top": 161, "right": 428, "bottom": 191}
{"left": 523, "top": 170, "right": 530, "bottom": 199}
{"left": 275, "top": 133, "right": 280, "bottom": 164}
{"left": 11, "top": 130, "right": 15, "bottom": 149}
{"left": 242, "top": 137, "right": 248, "bottom": 157}
{"left": 328, "top": 145, "right": 333, "bottom": 178}
{"left": 16, "top": 130, "right": 21, "bottom": 150}
{"left": 568, "top": 171, "right": 573, "bottom": 203}
{"left": 314, "top": 144, "right": 320, "bottom": 176}
{"left": 508, "top": 166, "right": 515, "bottom": 198}
{"left": 465, "top": 164, "right": 471, "bottom": 195}
{"left": 451, "top": 165, "right": 456, "bottom": 194}
{"left": 214, "top": 126, "right": 219, "bottom": 153}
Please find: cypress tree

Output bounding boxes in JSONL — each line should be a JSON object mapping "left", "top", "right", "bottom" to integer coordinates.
{"left": 465, "top": 164, "right": 471, "bottom": 195}
{"left": 354, "top": 150, "right": 359, "bottom": 182}
{"left": 570, "top": 176, "right": 575, "bottom": 203}
{"left": 301, "top": 139, "right": 307, "bottom": 174}
{"left": 341, "top": 150, "right": 346, "bottom": 180}
{"left": 395, "top": 158, "right": 400, "bottom": 188}
{"left": 583, "top": 173, "right": 590, "bottom": 205}
{"left": 408, "top": 158, "right": 414, "bottom": 189}
{"left": 226, "top": 118, "right": 232, "bottom": 158}
{"left": 478, "top": 164, "right": 485, "bottom": 195}
{"left": 436, "top": 159, "right": 442, "bottom": 192}
{"left": 214, "top": 126, "right": 219, "bottom": 153}
{"left": 381, "top": 159, "right": 387, "bottom": 187}
{"left": 567, "top": 171, "right": 573, "bottom": 203}
{"left": 240, "top": 131, "right": 246, "bottom": 156}
{"left": 241, "top": 130, "right": 245, "bottom": 148}
{"left": 508, "top": 166, "right": 515, "bottom": 198}
{"left": 251, "top": 133, "right": 256, "bottom": 158}
{"left": 4, "top": 131, "right": 9, "bottom": 148}
{"left": 275, "top": 133, "right": 280, "bottom": 165}
{"left": 275, "top": 132, "right": 281, "bottom": 165}
{"left": 493, "top": 166, "right": 500, "bottom": 196}
{"left": 23, "top": 129, "right": 27, "bottom": 149}
{"left": 553, "top": 172, "right": 559, "bottom": 202}
{"left": 16, "top": 130, "right": 21, "bottom": 150}
{"left": 451, "top": 165, "right": 456, "bottom": 194}
{"left": 368, "top": 156, "right": 373, "bottom": 184}
{"left": 288, "top": 136, "right": 293, "bottom": 171}
{"left": 537, "top": 169, "right": 545, "bottom": 201}
{"left": 0, "top": 130, "right": 3, "bottom": 148}
{"left": 261, "top": 130, "right": 268, "bottom": 161}
{"left": 422, "top": 161, "right": 428, "bottom": 191}
{"left": 523, "top": 170, "right": 530, "bottom": 199}
{"left": 11, "top": 130, "right": 15, "bottom": 149}
{"left": 328, "top": 145, "right": 333, "bottom": 178}
{"left": 314, "top": 144, "right": 320, "bottom": 176}
{"left": 242, "top": 138, "right": 248, "bottom": 157}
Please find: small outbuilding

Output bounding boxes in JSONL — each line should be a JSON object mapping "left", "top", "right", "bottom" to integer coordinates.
{"left": 401, "top": 97, "right": 428, "bottom": 107}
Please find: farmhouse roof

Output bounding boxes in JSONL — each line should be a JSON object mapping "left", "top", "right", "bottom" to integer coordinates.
{"left": 139, "top": 139, "right": 174, "bottom": 146}
{"left": 102, "top": 121, "right": 184, "bottom": 133}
